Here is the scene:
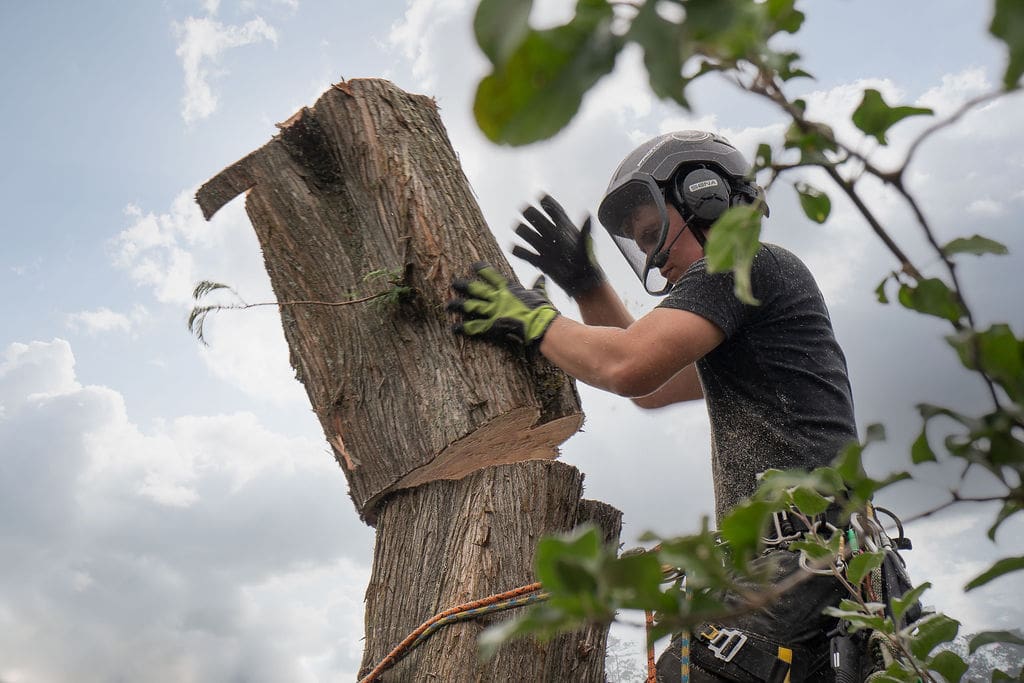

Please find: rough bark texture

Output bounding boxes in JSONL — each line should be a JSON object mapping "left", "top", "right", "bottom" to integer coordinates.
{"left": 197, "top": 79, "right": 622, "bottom": 682}
{"left": 197, "top": 79, "right": 583, "bottom": 519}
{"left": 361, "top": 460, "right": 622, "bottom": 682}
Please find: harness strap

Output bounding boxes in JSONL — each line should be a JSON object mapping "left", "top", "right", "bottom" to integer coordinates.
{"left": 695, "top": 624, "right": 794, "bottom": 683}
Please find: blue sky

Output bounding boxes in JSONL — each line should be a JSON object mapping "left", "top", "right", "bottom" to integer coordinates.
{"left": 2, "top": 1, "right": 1022, "bottom": 681}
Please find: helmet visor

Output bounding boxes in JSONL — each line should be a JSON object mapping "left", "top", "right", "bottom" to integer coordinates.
{"left": 597, "top": 174, "right": 671, "bottom": 295}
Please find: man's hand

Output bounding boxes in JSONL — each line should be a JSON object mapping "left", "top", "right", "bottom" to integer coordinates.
{"left": 448, "top": 263, "right": 559, "bottom": 347}
{"left": 512, "top": 195, "right": 605, "bottom": 298}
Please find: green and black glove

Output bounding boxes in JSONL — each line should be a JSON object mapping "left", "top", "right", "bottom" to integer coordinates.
{"left": 512, "top": 194, "right": 605, "bottom": 298}
{"left": 448, "top": 262, "right": 559, "bottom": 347}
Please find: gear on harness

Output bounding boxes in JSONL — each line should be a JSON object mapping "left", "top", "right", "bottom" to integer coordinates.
{"left": 596, "top": 130, "right": 769, "bottom": 295}
{"left": 652, "top": 504, "right": 923, "bottom": 683}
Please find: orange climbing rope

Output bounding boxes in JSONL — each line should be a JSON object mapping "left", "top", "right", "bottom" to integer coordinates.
{"left": 359, "top": 582, "right": 546, "bottom": 682}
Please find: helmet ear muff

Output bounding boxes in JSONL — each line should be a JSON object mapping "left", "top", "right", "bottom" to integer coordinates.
{"left": 672, "top": 166, "right": 731, "bottom": 229}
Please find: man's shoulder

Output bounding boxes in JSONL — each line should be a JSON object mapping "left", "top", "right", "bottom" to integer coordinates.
{"left": 754, "top": 242, "right": 817, "bottom": 282}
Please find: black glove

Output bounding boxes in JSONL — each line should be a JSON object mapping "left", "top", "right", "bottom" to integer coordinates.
{"left": 448, "top": 262, "right": 559, "bottom": 347}
{"left": 511, "top": 194, "right": 605, "bottom": 298}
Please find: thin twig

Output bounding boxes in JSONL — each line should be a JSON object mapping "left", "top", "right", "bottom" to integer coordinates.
{"left": 903, "top": 90, "right": 1010, "bottom": 171}
{"left": 226, "top": 294, "right": 386, "bottom": 309}
{"left": 820, "top": 164, "right": 923, "bottom": 280}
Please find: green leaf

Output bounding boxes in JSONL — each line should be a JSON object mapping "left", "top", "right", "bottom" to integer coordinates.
{"left": 965, "top": 555, "right": 1024, "bottom": 590}
{"left": 990, "top": 0, "right": 1024, "bottom": 89}
{"left": 875, "top": 276, "right": 891, "bottom": 304}
{"left": 765, "top": 0, "right": 805, "bottom": 34}
{"left": 992, "top": 669, "right": 1019, "bottom": 682}
{"left": 865, "top": 423, "right": 887, "bottom": 443}
{"left": 988, "top": 500, "right": 1024, "bottom": 541}
{"left": 784, "top": 120, "right": 837, "bottom": 164}
{"left": 628, "top": 0, "right": 690, "bottom": 107}
{"left": 791, "top": 486, "right": 831, "bottom": 516}
{"left": 846, "top": 551, "right": 884, "bottom": 586}
{"left": 474, "top": 0, "right": 621, "bottom": 145}
{"left": 852, "top": 89, "right": 933, "bottom": 145}
{"left": 947, "top": 325, "right": 1024, "bottom": 401}
{"left": 534, "top": 525, "right": 602, "bottom": 594}
{"left": 873, "top": 663, "right": 926, "bottom": 683}
{"left": 478, "top": 613, "right": 529, "bottom": 660}
{"left": 754, "top": 143, "right": 773, "bottom": 172}
{"left": 927, "top": 650, "right": 968, "bottom": 683}
{"left": 768, "top": 50, "right": 812, "bottom": 81}
{"left": 789, "top": 539, "right": 832, "bottom": 560}
{"left": 822, "top": 605, "right": 889, "bottom": 633}
{"left": 908, "top": 613, "right": 960, "bottom": 660}
{"left": 835, "top": 440, "right": 867, "bottom": 483}
{"left": 942, "top": 234, "right": 1009, "bottom": 257}
{"left": 911, "top": 427, "right": 937, "bottom": 464}
{"left": 606, "top": 552, "right": 671, "bottom": 611}
{"left": 703, "top": 205, "right": 763, "bottom": 305}
{"left": 897, "top": 278, "right": 965, "bottom": 323}
{"left": 891, "top": 581, "right": 931, "bottom": 625}
{"left": 474, "top": 0, "right": 533, "bottom": 66}
{"left": 969, "top": 630, "right": 1024, "bottom": 653}
{"left": 795, "top": 182, "right": 831, "bottom": 223}
{"left": 718, "top": 500, "right": 775, "bottom": 564}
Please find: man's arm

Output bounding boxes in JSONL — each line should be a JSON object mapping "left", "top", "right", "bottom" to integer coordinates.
{"left": 573, "top": 281, "right": 634, "bottom": 328}
{"left": 539, "top": 307, "right": 724, "bottom": 399}
{"left": 571, "top": 283, "right": 706, "bottom": 405}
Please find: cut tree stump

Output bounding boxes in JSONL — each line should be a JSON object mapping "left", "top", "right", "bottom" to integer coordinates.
{"left": 197, "top": 78, "right": 621, "bottom": 681}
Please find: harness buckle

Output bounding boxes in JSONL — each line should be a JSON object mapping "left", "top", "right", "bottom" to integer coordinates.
{"left": 706, "top": 627, "right": 748, "bottom": 663}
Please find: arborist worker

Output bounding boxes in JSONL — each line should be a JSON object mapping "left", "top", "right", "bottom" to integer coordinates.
{"left": 448, "top": 131, "right": 859, "bottom": 681}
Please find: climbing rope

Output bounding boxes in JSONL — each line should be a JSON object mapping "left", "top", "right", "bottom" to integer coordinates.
{"left": 359, "top": 582, "right": 547, "bottom": 682}
{"left": 361, "top": 551, "right": 692, "bottom": 682}
{"left": 644, "top": 575, "right": 691, "bottom": 683}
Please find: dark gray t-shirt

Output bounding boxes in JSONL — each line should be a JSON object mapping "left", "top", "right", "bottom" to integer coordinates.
{"left": 658, "top": 243, "right": 857, "bottom": 522}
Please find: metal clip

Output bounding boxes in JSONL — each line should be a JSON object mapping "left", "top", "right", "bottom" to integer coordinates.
{"left": 706, "top": 627, "right": 748, "bottom": 663}
{"left": 762, "top": 510, "right": 802, "bottom": 546}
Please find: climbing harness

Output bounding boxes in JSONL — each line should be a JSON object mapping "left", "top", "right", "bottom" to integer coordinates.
{"left": 648, "top": 503, "right": 922, "bottom": 682}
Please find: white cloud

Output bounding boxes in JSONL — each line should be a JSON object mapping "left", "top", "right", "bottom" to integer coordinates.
{"left": 966, "top": 198, "right": 1004, "bottom": 217}
{"left": 0, "top": 338, "right": 373, "bottom": 682}
{"left": 114, "top": 193, "right": 209, "bottom": 306}
{"left": 917, "top": 68, "right": 991, "bottom": 118}
{"left": 902, "top": 508, "right": 1024, "bottom": 634}
{"left": 174, "top": 15, "right": 278, "bottom": 123}
{"left": 388, "top": 0, "right": 475, "bottom": 91}
{"left": 113, "top": 190, "right": 304, "bottom": 404}
{"left": 65, "top": 305, "right": 150, "bottom": 336}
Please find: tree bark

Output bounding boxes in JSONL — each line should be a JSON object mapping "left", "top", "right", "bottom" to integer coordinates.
{"left": 197, "top": 79, "right": 582, "bottom": 520}
{"left": 197, "top": 78, "right": 620, "bottom": 681}
{"left": 361, "top": 460, "right": 621, "bottom": 681}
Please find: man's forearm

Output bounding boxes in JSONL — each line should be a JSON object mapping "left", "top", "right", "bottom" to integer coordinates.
{"left": 538, "top": 316, "right": 681, "bottom": 398}
{"left": 574, "top": 281, "right": 634, "bottom": 329}
{"left": 539, "top": 317, "right": 636, "bottom": 395}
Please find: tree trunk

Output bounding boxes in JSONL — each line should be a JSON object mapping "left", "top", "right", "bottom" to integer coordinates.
{"left": 197, "top": 79, "right": 620, "bottom": 681}
{"left": 197, "top": 79, "right": 583, "bottom": 519}
{"left": 362, "top": 461, "right": 621, "bottom": 681}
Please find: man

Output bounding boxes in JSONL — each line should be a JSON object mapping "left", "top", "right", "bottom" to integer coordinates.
{"left": 448, "top": 131, "right": 857, "bottom": 681}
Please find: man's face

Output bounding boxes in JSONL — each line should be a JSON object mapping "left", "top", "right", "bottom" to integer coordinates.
{"left": 628, "top": 203, "right": 701, "bottom": 285}
{"left": 627, "top": 203, "right": 666, "bottom": 258}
